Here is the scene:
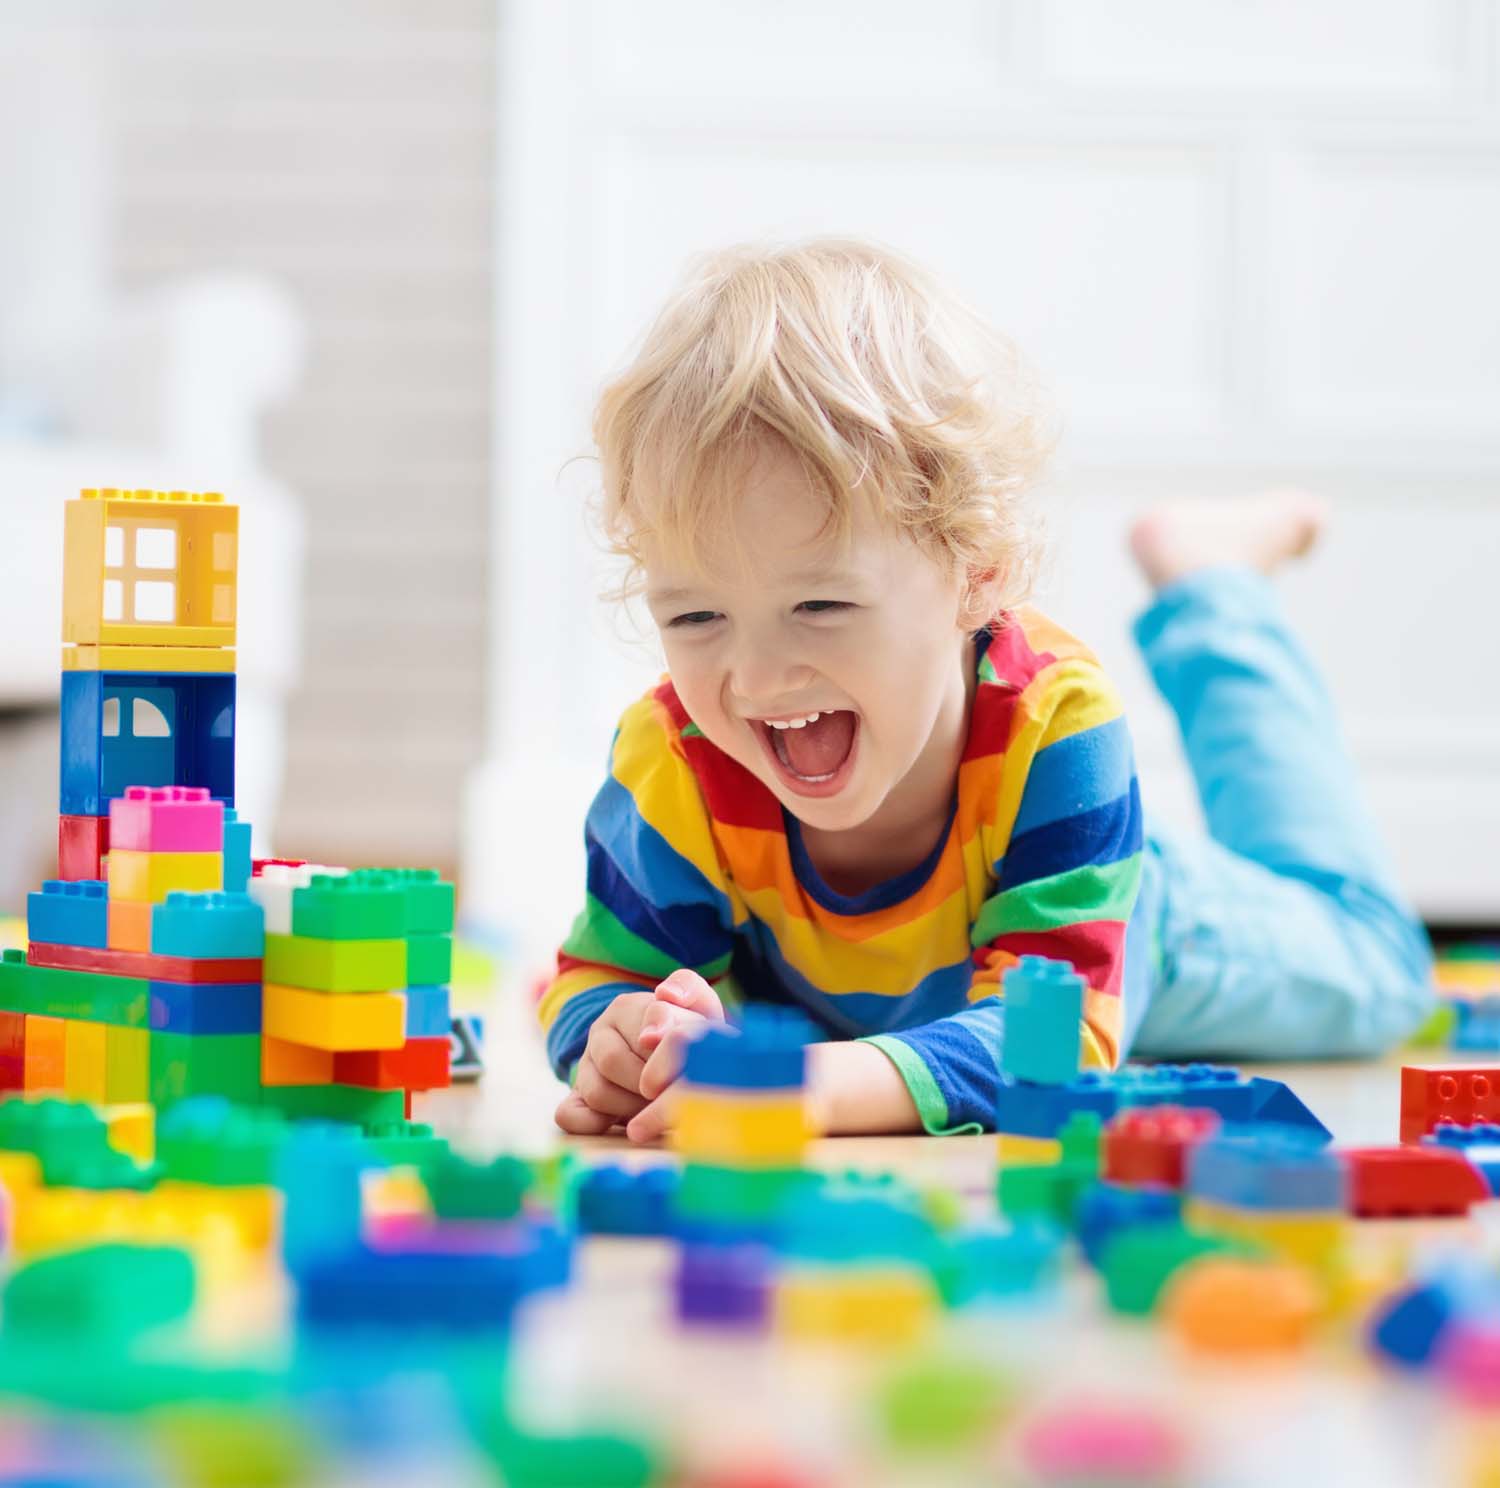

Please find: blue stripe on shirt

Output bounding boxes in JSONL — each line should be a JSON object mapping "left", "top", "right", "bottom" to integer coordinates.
{"left": 1010, "top": 716, "right": 1135, "bottom": 838}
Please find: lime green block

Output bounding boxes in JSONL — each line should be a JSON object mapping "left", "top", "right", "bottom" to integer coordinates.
{"left": 150, "top": 1033, "right": 262, "bottom": 1108}
{"left": 257, "top": 1083, "right": 405, "bottom": 1129}
{"left": 5, "top": 1243, "right": 194, "bottom": 1341}
{"left": 406, "top": 933, "right": 452, "bottom": 987}
{"left": 105, "top": 1026, "right": 150, "bottom": 1103}
{"left": 264, "top": 933, "right": 406, "bottom": 993}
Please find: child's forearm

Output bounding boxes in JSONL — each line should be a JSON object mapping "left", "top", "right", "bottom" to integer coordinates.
{"left": 807, "top": 1040, "right": 923, "bottom": 1135}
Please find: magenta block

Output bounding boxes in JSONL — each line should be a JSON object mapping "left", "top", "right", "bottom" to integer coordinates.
{"left": 109, "top": 785, "right": 224, "bottom": 853}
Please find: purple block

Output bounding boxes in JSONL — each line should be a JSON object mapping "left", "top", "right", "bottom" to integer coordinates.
{"left": 675, "top": 1243, "right": 771, "bottom": 1328}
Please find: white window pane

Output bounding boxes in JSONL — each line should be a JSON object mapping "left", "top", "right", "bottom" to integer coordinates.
{"left": 102, "top": 579, "right": 124, "bottom": 621}
{"left": 132, "top": 698, "right": 171, "bottom": 737}
{"left": 135, "top": 527, "right": 176, "bottom": 570}
{"left": 104, "top": 526, "right": 124, "bottom": 568}
{"left": 101, "top": 696, "right": 120, "bottom": 737}
{"left": 133, "top": 580, "right": 175, "bottom": 622}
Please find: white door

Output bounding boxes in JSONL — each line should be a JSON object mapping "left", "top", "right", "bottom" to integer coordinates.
{"left": 471, "top": 0, "right": 1500, "bottom": 971}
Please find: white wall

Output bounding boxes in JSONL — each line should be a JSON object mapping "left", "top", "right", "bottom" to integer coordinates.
{"left": 470, "top": 0, "right": 1500, "bottom": 968}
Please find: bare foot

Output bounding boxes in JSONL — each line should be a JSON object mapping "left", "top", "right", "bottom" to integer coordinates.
{"left": 1129, "top": 488, "right": 1329, "bottom": 590}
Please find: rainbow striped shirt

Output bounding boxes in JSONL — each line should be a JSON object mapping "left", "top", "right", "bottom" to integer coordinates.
{"left": 539, "top": 608, "right": 1146, "bottom": 1133}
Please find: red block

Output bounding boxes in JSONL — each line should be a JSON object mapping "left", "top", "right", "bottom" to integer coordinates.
{"left": 58, "top": 814, "right": 109, "bottom": 881}
{"left": 1400, "top": 1065, "right": 1500, "bottom": 1144}
{"left": 334, "top": 1037, "right": 451, "bottom": 1092}
{"left": 26, "top": 941, "right": 262, "bottom": 986}
{"left": 0, "top": 1009, "right": 25, "bottom": 1092}
{"left": 252, "top": 857, "right": 307, "bottom": 877}
{"left": 1346, "top": 1145, "right": 1490, "bottom": 1217}
{"left": 1102, "top": 1105, "right": 1220, "bottom": 1189}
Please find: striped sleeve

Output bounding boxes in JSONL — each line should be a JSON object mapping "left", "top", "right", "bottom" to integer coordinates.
{"left": 537, "top": 690, "right": 743, "bottom": 1079}
{"left": 867, "top": 656, "right": 1144, "bottom": 1133}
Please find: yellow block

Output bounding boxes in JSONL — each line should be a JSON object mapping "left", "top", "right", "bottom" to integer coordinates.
{"left": 262, "top": 983, "right": 405, "bottom": 1052}
{"left": 154, "top": 1180, "right": 278, "bottom": 1253}
{"left": 997, "top": 1134, "right": 1064, "bottom": 1167}
{"left": 107, "top": 848, "right": 221, "bottom": 904}
{"left": 105, "top": 1026, "right": 150, "bottom": 1104}
{"left": 64, "top": 1020, "right": 109, "bottom": 1103}
{"left": 671, "top": 1089, "right": 811, "bottom": 1166}
{"left": 63, "top": 644, "right": 236, "bottom": 675}
{"left": 105, "top": 1101, "right": 155, "bottom": 1163}
{"left": 364, "top": 1168, "right": 432, "bottom": 1222}
{"left": 1185, "top": 1198, "right": 1348, "bottom": 1275}
{"left": 777, "top": 1266, "right": 937, "bottom": 1346}
{"left": 62, "top": 488, "right": 237, "bottom": 650}
{"left": 0, "top": 1151, "right": 42, "bottom": 1197}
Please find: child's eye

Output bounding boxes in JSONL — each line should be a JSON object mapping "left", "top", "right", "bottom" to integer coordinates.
{"left": 668, "top": 610, "right": 721, "bottom": 628}
{"left": 798, "top": 600, "right": 851, "bottom": 615}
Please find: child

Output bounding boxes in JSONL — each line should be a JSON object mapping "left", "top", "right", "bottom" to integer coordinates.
{"left": 539, "top": 238, "right": 1433, "bottom": 1141}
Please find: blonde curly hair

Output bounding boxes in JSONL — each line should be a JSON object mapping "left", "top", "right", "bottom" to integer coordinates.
{"left": 591, "top": 237, "right": 1057, "bottom": 615}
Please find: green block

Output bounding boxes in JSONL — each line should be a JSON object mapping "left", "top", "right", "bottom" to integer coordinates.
{"left": 4, "top": 1243, "right": 194, "bottom": 1341}
{"left": 406, "top": 932, "right": 452, "bottom": 987}
{"left": 264, "top": 933, "right": 406, "bottom": 993}
{"left": 0, "top": 948, "right": 36, "bottom": 1015}
{"left": 0, "top": 1342, "right": 277, "bottom": 1415}
{"left": 150, "top": 1033, "right": 262, "bottom": 1108}
{"left": 675, "top": 1162, "right": 818, "bottom": 1224}
{"left": 364, "top": 1119, "right": 450, "bottom": 1169}
{"left": 877, "top": 1354, "right": 1010, "bottom": 1453}
{"left": 1406, "top": 1001, "right": 1457, "bottom": 1049}
{"left": 257, "top": 1083, "right": 405, "bottom": 1129}
{"left": 483, "top": 1424, "right": 661, "bottom": 1488}
{"left": 0, "top": 1097, "right": 114, "bottom": 1180}
{"left": 291, "top": 869, "right": 406, "bottom": 941}
{"left": 1057, "top": 1111, "right": 1102, "bottom": 1171}
{"left": 151, "top": 1404, "right": 324, "bottom": 1488}
{"left": 996, "top": 1159, "right": 1094, "bottom": 1228}
{"left": 158, "top": 1099, "right": 290, "bottom": 1185}
{"left": 1099, "top": 1223, "right": 1259, "bottom": 1316}
{"left": 380, "top": 867, "right": 456, "bottom": 935}
{"left": 424, "top": 1151, "right": 531, "bottom": 1220}
{"left": 46, "top": 1144, "right": 157, "bottom": 1191}
{"left": 22, "top": 961, "right": 150, "bottom": 1029}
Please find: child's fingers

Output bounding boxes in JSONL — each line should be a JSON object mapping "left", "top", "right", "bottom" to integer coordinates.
{"left": 554, "top": 1090, "right": 618, "bottom": 1136}
{"left": 589, "top": 1023, "right": 648, "bottom": 1092}
{"left": 573, "top": 1056, "right": 649, "bottom": 1121}
{"left": 653, "top": 969, "right": 726, "bottom": 1022}
{"left": 625, "top": 1087, "right": 677, "bottom": 1146}
{"left": 638, "top": 1021, "right": 705, "bottom": 1101}
{"left": 637, "top": 999, "right": 706, "bottom": 1054}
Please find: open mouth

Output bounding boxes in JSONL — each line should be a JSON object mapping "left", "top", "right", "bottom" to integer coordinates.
{"left": 752, "top": 710, "right": 860, "bottom": 797}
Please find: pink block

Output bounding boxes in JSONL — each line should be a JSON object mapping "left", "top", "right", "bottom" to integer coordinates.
{"left": 109, "top": 785, "right": 224, "bottom": 853}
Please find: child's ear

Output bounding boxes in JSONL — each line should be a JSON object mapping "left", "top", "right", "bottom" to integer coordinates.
{"left": 959, "top": 564, "right": 1004, "bottom": 627}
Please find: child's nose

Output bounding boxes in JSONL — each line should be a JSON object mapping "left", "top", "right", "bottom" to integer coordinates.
{"left": 729, "top": 646, "right": 812, "bottom": 712}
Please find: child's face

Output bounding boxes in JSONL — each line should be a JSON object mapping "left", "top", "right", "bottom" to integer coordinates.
{"left": 642, "top": 440, "right": 974, "bottom": 836}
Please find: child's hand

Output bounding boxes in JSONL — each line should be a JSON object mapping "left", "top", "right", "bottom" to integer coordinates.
{"left": 625, "top": 970, "right": 726, "bottom": 1145}
{"left": 553, "top": 990, "right": 656, "bottom": 1136}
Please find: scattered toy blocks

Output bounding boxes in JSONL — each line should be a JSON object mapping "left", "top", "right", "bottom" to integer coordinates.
{"left": 1000, "top": 955, "right": 1085, "bottom": 1085}
{"left": 1186, "top": 1126, "right": 1346, "bottom": 1212}
{"left": 573, "top": 1164, "right": 679, "bottom": 1237}
{"left": 109, "top": 786, "right": 223, "bottom": 853}
{"left": 1103, "top": 1106, "right": 1220, "bottom": 1189}
{"left": 27, "top": 880, "right": 108, "bottom": 950}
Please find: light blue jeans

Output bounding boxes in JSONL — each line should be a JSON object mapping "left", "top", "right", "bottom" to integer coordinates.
{"left": 1126, "top": 567, "right": 1434, "bottom": 1060}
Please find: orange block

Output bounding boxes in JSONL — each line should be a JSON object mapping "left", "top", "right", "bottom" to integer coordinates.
{"left": 1163, "top": 1257, "right": 1321, "bottom": 1355}
{"left": 23, "top": 1015, "right": 67, "bottom": 1093}
{"left": 260, "top": 1034, "right": 334, "bottom": 1087}
{"left": 108, "top": 899, "right": 153, "bottom": 953}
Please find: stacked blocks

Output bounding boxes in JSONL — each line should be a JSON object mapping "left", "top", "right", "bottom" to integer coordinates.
{"left": 1000, "top": 955, "right": 1086, "bottom": 1086}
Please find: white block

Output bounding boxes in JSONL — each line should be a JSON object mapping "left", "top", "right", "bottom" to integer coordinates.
{"left": 247, "top": 861, "right": 347, "bottom": 937}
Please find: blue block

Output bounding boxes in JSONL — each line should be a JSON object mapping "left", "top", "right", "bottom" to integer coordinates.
{"left": 222, "top": 809, "right": 252, "bottom": 894}
{"left": 60, "top": 669, "right": 236, "bottom": 817}
{"left": 277, "top": 1125, "right": 368, "bottom": 1276}
{"left": 150, "top": 890, "right": 265, "bottom": 958}
{"left": 1186, "top": 1124, "right": 1346, "bottom": 1211}
{"left": 26, "top": 879, "right": 109, "bottom": 949}
{"left": 1425, "top": 1123, "right": 1500, "bottom": 1192}
{"left": 1000, "top": 955, "right": 1084, "bottom": 1086}
{"left": 1074, "top": 1182, "right": 1181, "bottom": 1268}
{"left": 573, "top": 1164, "right": 678, "bottom": 1236}
{"left": 404, "top": 984, "right": 451, "bottom": 1039}
{"left": 1246, "top": 1076, "right": 1333, "bottom": 1140}
{"left": 681, "top": 1005, "right": 817, "bottom": 1090}
{"left": 149, "top": 979, "right": 262, "bottom": 1035}
{"left": 938, "top": 1221, "right": 1062, "bottom": 1302}
{"left": 1368, "top": 1280, "right": 1456, "bottom": 1369}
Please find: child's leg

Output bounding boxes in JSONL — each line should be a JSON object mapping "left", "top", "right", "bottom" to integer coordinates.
{"left": 1127, "top": 494, "right": 1433, "bottom": 1060}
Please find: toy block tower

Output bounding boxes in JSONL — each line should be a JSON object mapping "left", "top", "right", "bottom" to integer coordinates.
{"left": 58, "top": 489, "right": 237, "bottom": 880}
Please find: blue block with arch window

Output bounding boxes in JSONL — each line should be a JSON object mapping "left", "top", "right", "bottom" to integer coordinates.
{"left": 60, "top": 670, "right": 236, "bottom": 817}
